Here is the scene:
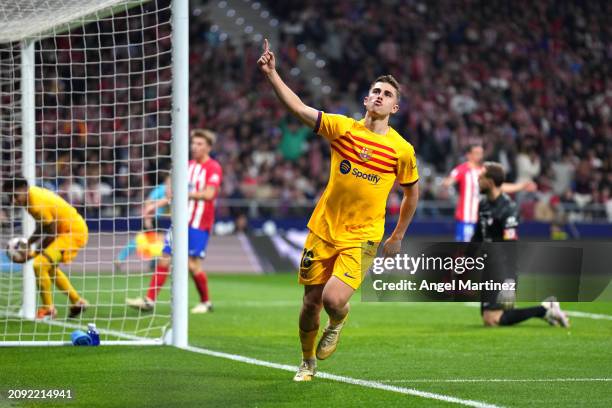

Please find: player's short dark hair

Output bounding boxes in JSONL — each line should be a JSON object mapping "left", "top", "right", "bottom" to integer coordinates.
{"left": 465, "top": 143, "right": 483, "bottom": 154}
{"left": 2, "top": 176, "right": 29, "bottom": 194}
{"left": 370, "top": 75, "right": 401, "bottom": 101}
{"left": 483, "top": 162, "right": 505, "bottom": 187}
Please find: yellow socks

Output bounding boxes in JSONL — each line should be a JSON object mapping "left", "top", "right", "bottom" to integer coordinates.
{"left": 52, "top": 267, "right": 80, "bottom": 304}
{"left": 299, "top": 328, "right": 319, "bottom": 360}
{"left": 33, "top": 254, "right": 81, "bottom": 306}
{"left": 32, "top": 255, "right": 53, "bottom": 307}
{"left": 329, "top": 312, "right": 349, "bottom": 328}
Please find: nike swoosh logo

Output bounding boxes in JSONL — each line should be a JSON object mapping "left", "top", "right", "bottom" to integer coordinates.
{"left": 344, "top": 272, "right": 356, "bottom": 279}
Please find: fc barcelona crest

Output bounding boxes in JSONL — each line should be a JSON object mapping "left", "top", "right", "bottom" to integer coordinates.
{"left": 359, "top": 147, "right": 372, "bottom": 161}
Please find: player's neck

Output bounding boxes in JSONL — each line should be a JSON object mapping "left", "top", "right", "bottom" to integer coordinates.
{"left": 363, "top": 113, "right": 390, "bottom": 135}
{"left": 195, "top": 154, "right": 210, "bottom": 164}
{"left": 486, "top": 188, "right": 501, "bottom": 201}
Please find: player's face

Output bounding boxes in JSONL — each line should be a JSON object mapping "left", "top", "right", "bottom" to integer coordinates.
{"left": 479, "top": 171, "right": 493, "bottom": 193}
{"left": 364, "top": 82, "right": 399, "bottom": 117}
{"left": 190, "top": 136, "right": 211, "bottom": 161}
{"left": 468, "top": 146, "right": 484, "bottom": 165}
{"left": 12, "top": 187, "right": 28, "bottom": 206}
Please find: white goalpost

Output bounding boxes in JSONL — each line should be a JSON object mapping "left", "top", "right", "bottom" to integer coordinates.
{"left": 0, "top": 0, "right": 188, "bottom": 346}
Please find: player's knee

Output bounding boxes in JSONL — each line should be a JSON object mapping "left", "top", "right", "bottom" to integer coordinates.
{"left": 301, "top": 284, "right": 323, "bottom": 314}
{"left": 32, "top": 255, "right": 50, "bottom": 275}
{"left": 322, "top": 295, "right": 346, "bottom": 314}
{"left": 157, "top": 256, "right": 170, "bottom": 268}
{"left": 302, "top": 295, "right": 322, "bottom": 314}
{"left": 482, "top": 312, "right": 500, "bottom": 327}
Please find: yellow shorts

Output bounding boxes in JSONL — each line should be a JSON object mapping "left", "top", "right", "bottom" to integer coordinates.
{"left": 42, "top": 229, "right": 88, "bottom": 264}
{"left": 298, "top": 232, "right": 378, "bottom": 290}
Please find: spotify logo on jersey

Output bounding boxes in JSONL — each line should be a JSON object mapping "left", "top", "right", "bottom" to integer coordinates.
{"left": 339, "top": 160, "right": 351, "bottom": 174}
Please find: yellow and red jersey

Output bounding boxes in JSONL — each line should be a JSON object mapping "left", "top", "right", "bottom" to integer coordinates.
{"left": 309, "top": 111, "right": 419, "bottom": 246}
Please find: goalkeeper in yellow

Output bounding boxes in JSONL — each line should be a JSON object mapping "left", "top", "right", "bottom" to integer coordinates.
{"left": 3, "top": 177, "right": 88, "bottom": 320}
{"left": 258, "top": 39, "right": 419, "bottom": 381}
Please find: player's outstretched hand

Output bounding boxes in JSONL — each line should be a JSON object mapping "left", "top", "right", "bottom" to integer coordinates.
{"left": 525, "top": 180, "right": 537, "bottom": 192}
{"left": 257, "top": 38, "right": 276, "bottom": 74}
{"left": 382, "top": 237, "right": 402, "bottom": 258}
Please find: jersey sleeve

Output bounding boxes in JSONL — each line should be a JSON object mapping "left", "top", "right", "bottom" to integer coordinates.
{"left": 396, "top": 145, "right": 419, "bottom": 186}
{"left": 449, "top": 165, "right": 462, "bottom": 181}
{"left": 313, "top": 111, "right": 352, "bottom": 142}
{"left": 206, "top": 162, "right": 222, "bottom": 189}
{"left": 148, "top": 185, "right": 166, "bottom": 201}
{"left": 502, "top": 204, "right": 519, "bottom": 241}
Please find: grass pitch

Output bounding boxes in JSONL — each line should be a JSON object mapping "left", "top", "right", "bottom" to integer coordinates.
{"left": 1, "top": 273, "right": 611, "bottom": 407}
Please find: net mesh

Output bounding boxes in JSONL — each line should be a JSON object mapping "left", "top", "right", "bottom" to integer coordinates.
{"left": 0, "top": 0, "right": 173, "bottom": 344}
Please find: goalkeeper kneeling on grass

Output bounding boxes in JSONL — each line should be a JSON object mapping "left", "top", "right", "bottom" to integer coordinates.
{"left": 3, "top": 177, "right": 89, "bottom": 320}
{"left": 472, "top": 162, "right": 569, "bottom": 328}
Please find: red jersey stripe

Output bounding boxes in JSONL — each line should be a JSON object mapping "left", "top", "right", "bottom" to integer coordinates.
{"left": 330, "top": 145, "right": 395, "bottom": 173}
{"left": 338, "top": 135, "right": 398, "bottom": 162}
{"left": 333, "top": 139, "right": 396, "bottom": 170}
{"left": 349, "top": 132, "right": 397, "bottom": 154}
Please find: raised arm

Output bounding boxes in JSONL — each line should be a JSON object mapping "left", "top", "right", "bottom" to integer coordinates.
{"left": 257, "top": 39, "right": 319, "bottom": 129}
{"left": 501, "top": 180, "right": 537, "bottom": 194}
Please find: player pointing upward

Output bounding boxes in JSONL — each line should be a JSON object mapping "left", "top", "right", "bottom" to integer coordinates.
{"left": 258, "top": 39, "right": 419, "bottom": 381}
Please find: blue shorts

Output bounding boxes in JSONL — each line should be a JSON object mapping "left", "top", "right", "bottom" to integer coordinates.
{"left": 162, "top": 227, "right": 210, "bottom": 258}
{"left": 455, "top": 222, "right": 476, "bottom": 242}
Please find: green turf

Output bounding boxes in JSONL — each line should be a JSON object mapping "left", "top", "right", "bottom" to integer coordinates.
{"left": 1, "top": 273, "right": 611, "bottom": 407}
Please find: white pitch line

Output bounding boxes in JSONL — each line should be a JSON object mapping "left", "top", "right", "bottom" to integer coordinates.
{"left": 183, "top": 345, "right": 503, "bottom": 408}
{"left": 380, "top": 378, "right": 612, "bottom": 383}
{"left": 213, "top": 300, "right": 301, "bottom": 307}
{"left": 564, "top": 311, "right": 612, "bottom": 321}
{"left": 463, "top": 302, "right": 612, "bottom": 321}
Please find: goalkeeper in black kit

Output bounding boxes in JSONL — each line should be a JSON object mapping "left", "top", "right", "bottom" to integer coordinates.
{"left": 472, "top": 162, "right": 569, "bottom": 328}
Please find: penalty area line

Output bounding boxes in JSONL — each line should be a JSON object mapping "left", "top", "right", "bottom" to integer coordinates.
{"left": 182, "top": 345, "right": 504, "bottom": 408}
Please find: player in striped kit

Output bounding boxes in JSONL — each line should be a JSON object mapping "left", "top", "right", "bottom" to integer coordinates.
{"left": 443, "top": 144, "right": 535, "bottom": 242}
{"left": 443, "top": 144, "right": 484, "bottom": 242}
{"left": 127, "top": 129, "right": 222, "bottom": 313}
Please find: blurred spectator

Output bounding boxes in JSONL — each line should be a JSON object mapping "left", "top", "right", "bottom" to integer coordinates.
{"left": 278, "top": 116, "right": 311, "bottom": 161}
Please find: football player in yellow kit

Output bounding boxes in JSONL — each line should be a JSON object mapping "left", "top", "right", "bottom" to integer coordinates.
{"left": 4, "top": 177, "right": 89, "bottom": 320}
{"left": 258, "top": 39, "right": 419, "bottom": 381}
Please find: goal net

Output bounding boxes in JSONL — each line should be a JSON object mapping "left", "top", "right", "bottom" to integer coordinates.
{"left": 0, "top": 0, "right": 175, "bottom": 345}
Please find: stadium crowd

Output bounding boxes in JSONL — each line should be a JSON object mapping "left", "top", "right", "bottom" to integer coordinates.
{"left": 261, "top": 0, "right": 611, "bottom": 222}
{"left": 2, "top": 0, "right": 610, "bottom": 224}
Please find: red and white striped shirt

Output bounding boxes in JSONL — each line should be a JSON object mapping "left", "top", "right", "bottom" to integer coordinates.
{"left": 188, "top": 158, "right": 222, "bottom": 231}
{"left": 449, "top": 162, "right": 483, "bottom": 223}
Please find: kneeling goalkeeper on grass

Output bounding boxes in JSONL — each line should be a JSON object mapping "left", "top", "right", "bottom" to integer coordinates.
{"left": 3, "top": 176, "right": 89, "bottom": 320}
{"left": 472, "top": 162, "right": 569, "bottom": 328}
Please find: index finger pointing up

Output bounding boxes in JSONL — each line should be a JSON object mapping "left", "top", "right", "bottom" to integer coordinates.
{"left": 263, "top": 38, "right": 269, "bottom": 52}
